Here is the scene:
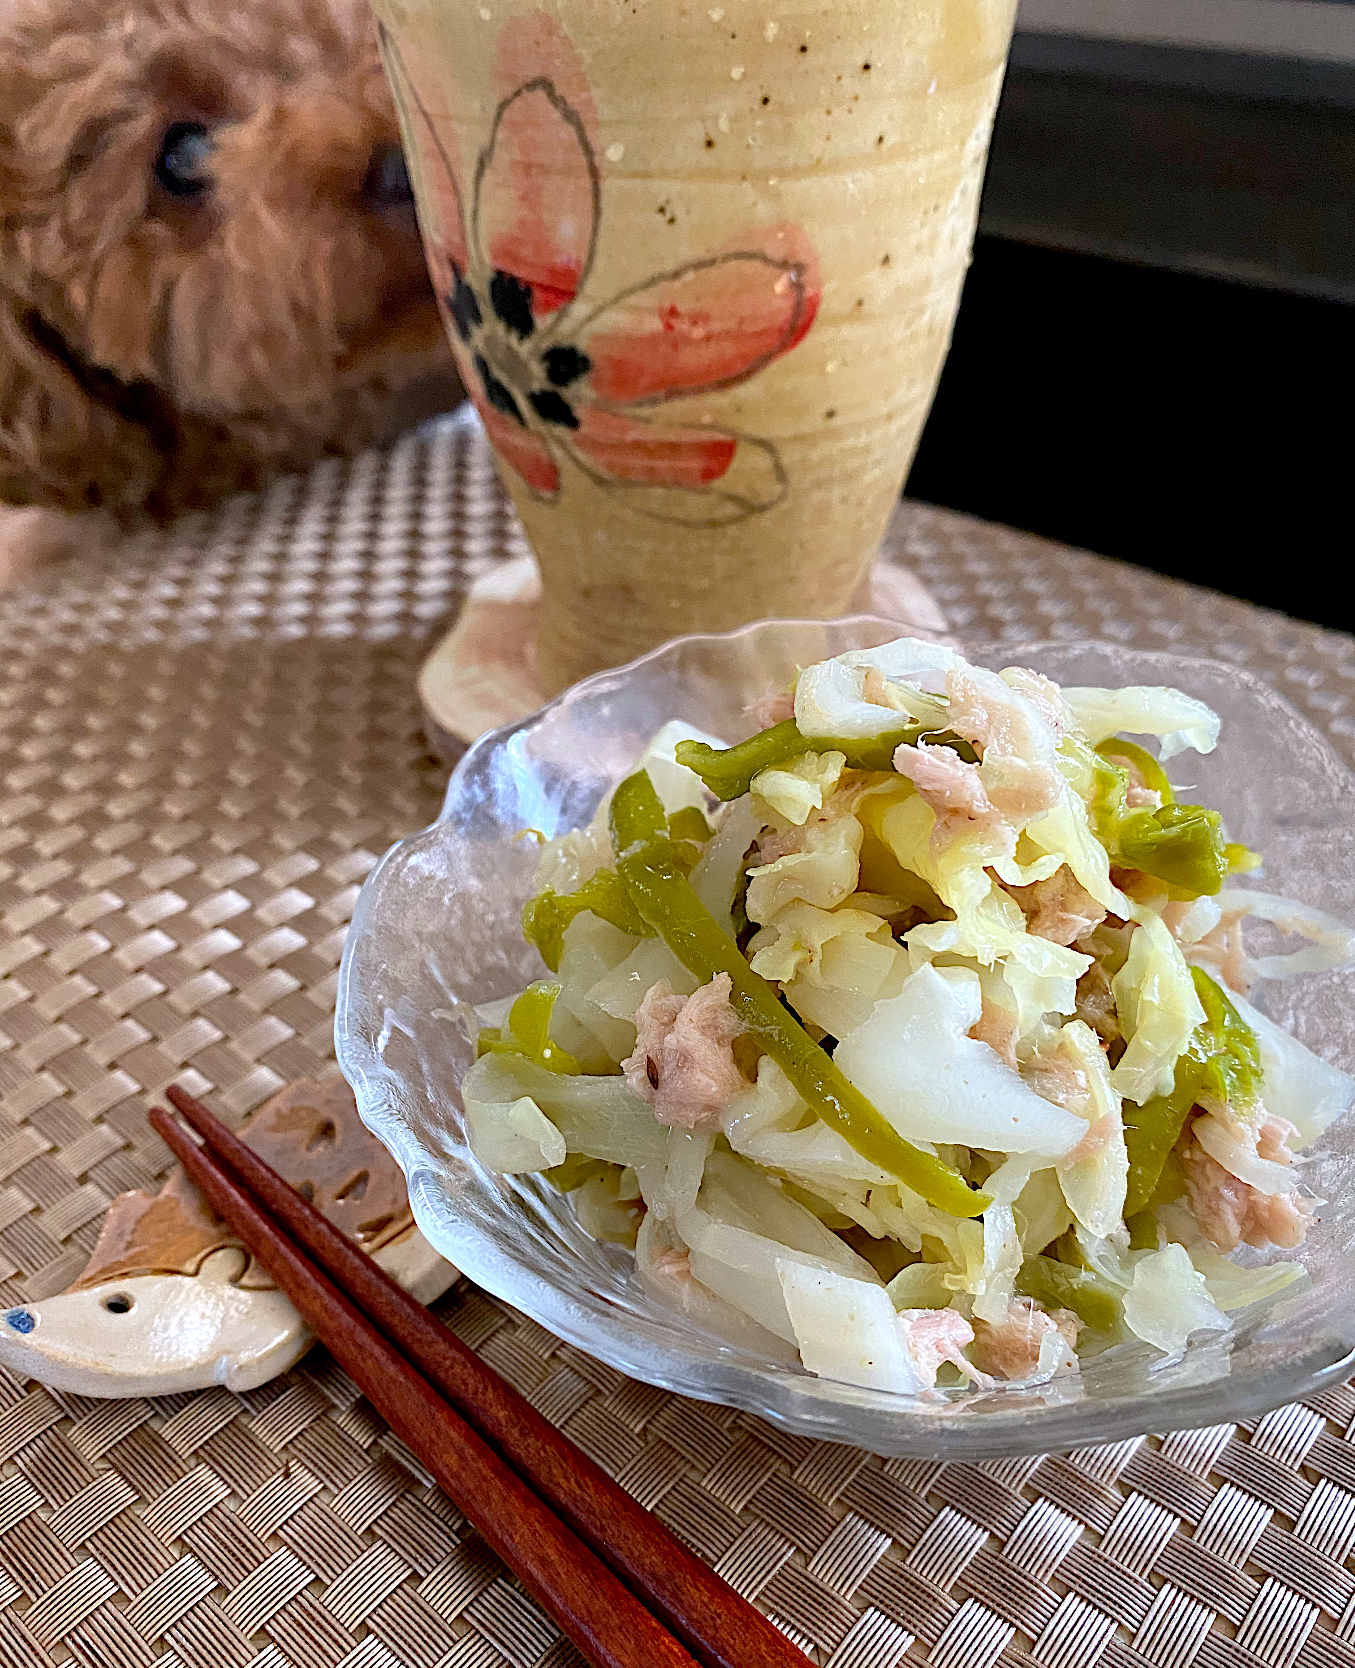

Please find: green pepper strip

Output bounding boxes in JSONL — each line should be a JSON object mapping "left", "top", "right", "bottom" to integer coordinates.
{"left": 1117, "top": 802, "right": 1227, "bottom": 896}
{"left": 1225, "top": 840, "right": 1263, "bottom": 874}
{"left": 667, "top": 806, "right": 713, "bottom": 844}
{"left": 522, "top": 869, "right": 654, "bottom": 972}
{"left": 1122, "top": 965, "right": 1261, "bottom": 1215}
{"left": 476, "top": 981, "right": 581, "bottom": 1074}
{"left": 608, "top": 771, "right": 989, "bottom": 1218}
{"left": 676, "top": 719, "right": 976, "bottom": 801}
{"left": 1125, "top": 1208, "right": 1161, "bottom": 1250}
{"left": 521, "top": 808, "right": 711, "bottom": 972}
{"left": 1016, "top": 1253, "right": 1123, "bottom": 1334}
{"left": 1095, "top": 738, "right": 1175, "bottom": 803}
{"left": 1090, "top": 751, "right": 1227, "bottom": 898}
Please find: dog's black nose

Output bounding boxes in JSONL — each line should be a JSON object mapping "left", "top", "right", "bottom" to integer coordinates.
{"left": 364, "top": 144, "right": 415, "bottom": 208}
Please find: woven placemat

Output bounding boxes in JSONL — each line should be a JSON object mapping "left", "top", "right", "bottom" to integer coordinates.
{"left": 4, "top": 407, "right": 1355, "bottom": 1668}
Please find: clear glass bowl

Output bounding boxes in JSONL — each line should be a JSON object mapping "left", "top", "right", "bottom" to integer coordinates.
{"left": 335, "top": 619, "right": 1355, "bottom": 1457}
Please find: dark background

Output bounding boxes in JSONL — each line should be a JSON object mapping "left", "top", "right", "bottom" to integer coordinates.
{"left": 903, "top": 33, "right": 1352, "bottom": 632}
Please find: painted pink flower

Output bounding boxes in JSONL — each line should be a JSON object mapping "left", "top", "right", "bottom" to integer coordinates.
{"left": 380, "top": 16, "right": 819, "bottom": 526}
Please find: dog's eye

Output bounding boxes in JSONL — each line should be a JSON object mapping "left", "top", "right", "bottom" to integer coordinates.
{"left": 155, "top": 121, "right": 215, "bottom": 198}
{"left": 363, "top": 145, "right": 415, "bottom": 208}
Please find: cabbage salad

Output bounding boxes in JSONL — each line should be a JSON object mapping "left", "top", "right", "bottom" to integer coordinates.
{"left": 462, "top": 638, "right": 1355, "bottom": 1395}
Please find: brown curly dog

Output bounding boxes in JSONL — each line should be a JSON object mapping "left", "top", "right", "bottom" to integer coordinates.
{"left": 0, "top": 0, "right": 460, "bottom": 586}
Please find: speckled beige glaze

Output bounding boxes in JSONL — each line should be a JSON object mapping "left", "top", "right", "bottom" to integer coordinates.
{"left": 377, "top": 0, "right": 1016, "bottom": 689}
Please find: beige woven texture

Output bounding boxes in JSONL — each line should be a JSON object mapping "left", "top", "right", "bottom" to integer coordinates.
{"left": 5, "top": 409, "right": 1355, "bottom": 1668}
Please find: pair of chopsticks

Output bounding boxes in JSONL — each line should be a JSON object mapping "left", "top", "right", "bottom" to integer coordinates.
{"left": 152, "top": 1087, "right": 804, "bottom": 1668}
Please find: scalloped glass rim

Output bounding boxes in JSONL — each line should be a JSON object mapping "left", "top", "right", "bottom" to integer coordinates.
{"left": 336, "top": 619, "right": 1355, "bottom": 1457}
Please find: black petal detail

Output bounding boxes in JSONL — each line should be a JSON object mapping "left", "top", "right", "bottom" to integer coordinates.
{"left": 490, "top": 269, "right": 535, "bottom": 339}
{"left": 474, "top": 354, "right": 524, "bottom": 424}
{"left": 449, "top": 270, "right": 481, "bottom": 342}
{"left": 541, "top": 344, "right": 592, "bottom": 387}
{"left": 528, "top": 389, "right": 579, "bottom": 430}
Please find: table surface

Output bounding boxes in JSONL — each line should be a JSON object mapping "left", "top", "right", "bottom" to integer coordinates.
{"left": 4, "top": 407, "right": 1355, "bottom": 1668}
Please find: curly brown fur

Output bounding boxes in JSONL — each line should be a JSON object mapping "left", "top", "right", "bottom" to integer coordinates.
{"left": 0, "top": 0, "right": 459, "bottom": 581}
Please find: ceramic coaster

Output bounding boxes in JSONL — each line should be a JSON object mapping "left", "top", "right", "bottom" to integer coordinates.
{"left": 0, "top": 1077, "right": 457, "bottom": 1398}
{"left": 419, "top": 542, "right": 952, "bottom": 760}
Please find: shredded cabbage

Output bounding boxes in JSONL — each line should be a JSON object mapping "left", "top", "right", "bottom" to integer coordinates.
{"left": 970, "top": 1204, "right": 1024, "bottom": 1323}
{"left": 678, "top": 1153, "right": 876, "bottom": 1343}
{"left": 748, "top": 902, "right": 907, "bottom": 1039}
{"left": 877, "top": 792, "right": 1077, "bottom": 976}
{"left": 573, "top": 1166, "right": 645, "bottom": 1245}
{"left": 587, "top": 935, "right": 698, "bottom": 1022}
{"left": 1023, "top": 778, "right": 1132, "bottom": 917}
{"left": 464, "top": 1092, "right": 566, "bottom": 1174}
{"left": 462, "top": 1053, "right": 669, "bottom": 1171}
{"left": 722, "top": 1057, "right": 896, "bottom": 1187}
{"left": 1002, "top": 936, "right": 1091, "bottom": 1034}
{"left": 533, "top": 816, "right": 612, "bottom": 897}
{"left": 654, "top": 1128, "right": 715, "bottom": 1221}
{"left": 1061, "top": 685, "right": 1220, "bottom": 761}
{"left": 1215, "top": 889, "right": 1355, "bottom": 980}
{"left": 1015, "top": 1168, "right": 1074, "bottom": 1254}
{"left": 887, "top": 1260, "right": 952, "bottom": 1309}
{"left": 554, "top": 914, "right": 646, "bottom": 1065}
{"left": 1190, "top": 1249, "right": 1302, "bottom": 1313}
{"left": 1154, "top": 1204, "right": 1303, "bottom": 1311}
{"left": 1111, "top": 911, "right": 1208, "bottom": 1104}
{"left": 778, "top": 1263, "right": 927, "bottom": 1391}
{"left": 835, "top": 964, "right": 1089, "bottom": 1157}
{"left": 1074, "top": 1224, "right": 1135, "bottom": 1291}
{"left": 634, "top": 719, "right": 726, "bottom": 816}
{"left": 635, "top": 1212, "right": 795, "bottom": 1355}
{"left": 690, "top": 798, "right": 761, "bottom": 933}
{"left": 751, "top": 750, "right": 845, "bottom": 827}
{"left": 1226, "top": 988, "right": 1355, "bottom": 1145}
{"left": 795, "top": 638, "right": 956, "bottom": 738}
{"left": 793, "top": 659, "right": 900, "bottom": 741}
{"left": 1191, "top": 1109, "right": 1299, "bottom": 1194}
{"left": 1121, "top": 1243, "right": 1228, "bottom": 1357}
{"left": 1055, "top": 1020, "right": 1129, "bottom": 1237}
{"left": 1171, "top": 896, "right": 1222, "bottom": 946}
{"left": 746, "top": 812, "right": 862, "bottom": 922}
{"left": 838, "top": 638, "right": 960, "bottom": 691}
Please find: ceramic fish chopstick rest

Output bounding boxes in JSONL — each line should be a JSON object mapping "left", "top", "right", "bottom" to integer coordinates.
{"left": 0, "top": 1077, "right": 455, "bottom": 1397}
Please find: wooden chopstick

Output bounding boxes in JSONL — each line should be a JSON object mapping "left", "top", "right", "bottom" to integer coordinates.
{"left": 147, "top": 1105, "right": 697, "bottom": 1668}
{"left": 162, "top": 1085, "right": 805, "bottom": 1668}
